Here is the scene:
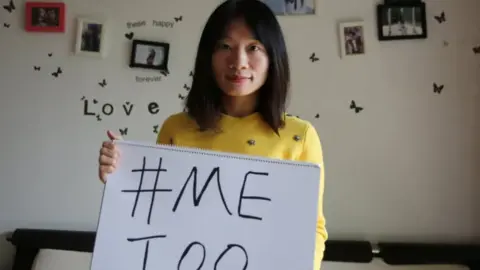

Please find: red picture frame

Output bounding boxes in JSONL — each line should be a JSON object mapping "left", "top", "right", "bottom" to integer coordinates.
{"left": 25, "top": 2, "right": 66, "bottom": 32}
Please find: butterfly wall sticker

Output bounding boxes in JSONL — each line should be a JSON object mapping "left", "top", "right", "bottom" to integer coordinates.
{"left": 350, "top": 100, "right": 363, "bottom": 113}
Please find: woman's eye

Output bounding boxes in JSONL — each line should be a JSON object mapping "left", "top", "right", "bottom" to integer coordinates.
{"left": 249, "top": 45, "right": 262, "bottom": 51}
{"left": 217, "top": 43, "right": 230, "bottom": 50}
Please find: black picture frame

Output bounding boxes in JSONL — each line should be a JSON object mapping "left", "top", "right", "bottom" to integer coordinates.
{"left": 376, "top": 1, "right": 427, "bottom": 41}
{"left": 129, "top": 39, "right": 170, "bottom": 73}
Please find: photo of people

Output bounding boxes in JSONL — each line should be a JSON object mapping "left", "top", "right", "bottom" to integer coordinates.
{"left": 134, "top": 44, "right": 165, "bottom": 66}
{"left": 381, "top": 6, "right": 424, "bottom": 37}
{"left": 258, "top": 0, "right": 315, "bottom": 15}
{"left": 343, "top": 25, "right": 365, "bottom": 55}
{"left": 31, "top": 7, "right": 59, "bottom": 27}
{"left": 80, "top": 22, "right": 103, "bottom": 53}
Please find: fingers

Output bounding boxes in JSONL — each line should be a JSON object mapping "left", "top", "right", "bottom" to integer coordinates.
{"left": 107, "top": 130, "right": 123, "bottom": 141}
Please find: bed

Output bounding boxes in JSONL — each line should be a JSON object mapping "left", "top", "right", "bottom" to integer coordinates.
{"left": 6, "top": 228, "right": 480, "bottom": 270}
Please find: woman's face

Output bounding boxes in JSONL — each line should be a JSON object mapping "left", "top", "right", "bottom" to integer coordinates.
{"left": 212, "top": 18, "right": 269, "bottom": 97}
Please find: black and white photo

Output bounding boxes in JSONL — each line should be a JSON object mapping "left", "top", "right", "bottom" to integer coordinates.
{"left": 129, "top": 40, "right": 170, "bottom": 72}
{"left": 377, "top": 2, "right": 427, "bottom": 41}
{"left": 74, "top": 17, "right": 108, "bottom": 58}
{"left": 339, "top": 21, "right": 366, "bottom": 58}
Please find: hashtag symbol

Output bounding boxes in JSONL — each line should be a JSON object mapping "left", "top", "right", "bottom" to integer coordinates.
{"left": 122, "top": 156, "right": 172, "bottom": 225}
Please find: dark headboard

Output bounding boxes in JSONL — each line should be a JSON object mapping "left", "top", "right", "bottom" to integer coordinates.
{"left": 6, "top": 228, "right": 480, "bottom": 270}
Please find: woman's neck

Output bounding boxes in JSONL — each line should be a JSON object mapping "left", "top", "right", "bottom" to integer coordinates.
{"left": 221, "top": 94, "right": 258, "bottom": 118}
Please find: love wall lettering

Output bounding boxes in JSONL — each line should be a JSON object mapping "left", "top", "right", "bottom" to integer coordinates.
{"left": 81, "top": 98, "right": 160, "bottom": 118}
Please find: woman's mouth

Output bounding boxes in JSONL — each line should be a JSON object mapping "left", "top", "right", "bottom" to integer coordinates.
{"left": 226, "top": 75, "right": 251, "bottom": 83}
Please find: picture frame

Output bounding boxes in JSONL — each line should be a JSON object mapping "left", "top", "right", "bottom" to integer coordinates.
{"left": 129, "top": 39, "right": 170, "bottom": 73}
{"left": 74, "top": 17, "right": 108, "bottom": 58}
{"left": 339, "top": 21, "right": 366, "bottom": 58}
{"left": 25, "top": 2, "right": 66, "bottom": 32}
{"left": 376, "top": 1, "right": 427, "bottom": 41}
{"left": 222, "top": 0, "right": 315, "bottom": 15}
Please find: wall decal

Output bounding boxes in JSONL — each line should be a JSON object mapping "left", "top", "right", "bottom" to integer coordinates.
{"left": 315, "top": 113, "right": 319, "bottom": 118}
{"left": 74, "top": 17, "right": 108, "bottom": 59}
{"left": 48, "top": 52, "right": 52, "bottom": 57}
{"left": 3, "top": 0, "right": 15, "bottom": 13}
{"left": 119, "top": 127, "right": 128, "bottom": 136}
{"left": 51, "top": 67, "right": 62, "bottom": 77}
{"left": 152, "top": 20, "right": 174, "bottom": 28}
{"left": 309, "top": 52, "right": 319, "bottom": 62}
{"left": 123, "top": 101, "right": 134, "bottom": 116}
{"left": 135, "top": 76, "right": 162, "bottom": 83}
{"left": 174, "top": 16, "right": 182, "bottom": 22}
{"left": 148, "top": 102, "right": 159, "bottom": 115}
{"left": 98, "top": 79, "right": 107, "bottom": 87}
{"left": 33, "top": 66, "right": 40, "bottom": 71}
{"left": 443, "top": 40, "right": 449, "bottom": 47}
{"left": 25, "top": 2, "right": 66, "bottom": 33}
{"left": 434, "top": 11, "right": 446, "bottom": 23}
{"left": 350, "top": 100, "right": 363, "bottom": 113}
{"left": 129, "top": 39, "right": 170, "bottom": 74}
{"left": 183, "top": 84, "right": 190, "bottom": 91}
{"left": 127, "top": 20, "right": 146, "bottom": 28}
{"left": 433, "top": 83, "right": 444, "bottom": 94}
{"left": 473, "top": 46, "right": 480, "bottom": 54}
{"left": 376, "top": 1, "right": 427, "bottom": 41}
{"left": 178, "top": 94, "right": 185, "bottom": 100}
{"left": 189, "top": 71, "right": 193, "bottom": 76}
{"left": 3, "top": 23, "right": 10, "bottom": 27}
{"left": 153, "top": 124, "right": 159, "bottom": 134}
{"left": 125, "top": 32, "right": 134, "bottom": 40}
{"left": 339, "top": 21, "right": 366, "bottom": 58}
{"left": 96, "top": 114, "right": 102, "bottom": 121}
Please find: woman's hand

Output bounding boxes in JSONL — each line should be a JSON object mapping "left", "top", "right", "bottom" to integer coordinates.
{"left": 98, "top": 130, "right": 123, "bottom": 183}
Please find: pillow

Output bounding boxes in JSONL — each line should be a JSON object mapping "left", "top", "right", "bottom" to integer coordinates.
{"left": 322, "top": 259, "right": 470, "bottom": 270}
{"left": 31, "top": 249, "right": 93, "bottom": 270}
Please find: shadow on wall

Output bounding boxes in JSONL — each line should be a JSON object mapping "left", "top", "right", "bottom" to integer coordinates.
{"left": 0, "top": 232, "right": 14, "bottom": 270}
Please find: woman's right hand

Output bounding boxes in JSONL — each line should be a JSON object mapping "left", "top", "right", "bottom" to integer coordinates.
{"left": 98, "top": 130, "right": 123, "bottom": 184}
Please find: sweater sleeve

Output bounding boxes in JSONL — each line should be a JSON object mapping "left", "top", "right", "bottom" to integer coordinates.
{"left": 156, "top": 116, "right": 173, "bottom": 145}
{"left": 299, "top": 122, "right": 328, "bottom": 270}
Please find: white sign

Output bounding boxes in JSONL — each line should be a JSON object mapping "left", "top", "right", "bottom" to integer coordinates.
{"left": 91, "top": 140, "right": 321, "bottom": 270}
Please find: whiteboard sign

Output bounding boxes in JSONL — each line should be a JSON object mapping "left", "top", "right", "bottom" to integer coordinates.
{"left": 91, "top": 140, "right": 321, "bottom": 270}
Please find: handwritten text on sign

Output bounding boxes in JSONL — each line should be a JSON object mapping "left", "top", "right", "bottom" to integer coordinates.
{"left": 91, "top": 141, "right": 321, "bottom": 270}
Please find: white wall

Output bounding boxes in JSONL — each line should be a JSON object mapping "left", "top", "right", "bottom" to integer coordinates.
{"left": 0, "top": 0, "right": 479, "bottom": 269}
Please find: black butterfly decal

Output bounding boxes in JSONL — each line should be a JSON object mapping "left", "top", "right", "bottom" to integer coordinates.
{"left": 3, "top": 0, "right": 15, "bottom": 13}
{"left": 178, "top": 94, "right": 186, "bottom": 100}
{"left": 93, "top": 99, "right": 98, "bottom": 104}
{"left": 153, "top": 124, "right": 159, "bottom": 134}
{"left": 433, "top": 83, "right": 444, "bottom": 94}
{"left": 33, "top": 66, "right": 40, "bottom": 71}
{"left": 48, "top": 53, "right": 52, "bottom": 57}
{"left": 96, "top": 114, "right": 102, "bottom": 121}
{"left": 98, "top": 79, "right": 107, "bottom": 87}
{"left": 189, "top": 71, "right": 193, "bottom": 77}
{"left": 315, "top": 113, "right": 319, "bottom": 118}
{"left": 434, "top": 11, "right": 446, "bottom": 23}
{"left": 350, "top": 100, "right": 363, "bottom": 113}
{"left": 51, "top": 67, "right": 62, "bottom": 77}
{"left": 119, "top": 127, "right": 128, "bottom": 136}
{"left": 125, "top": 32, "right": 134, "bottom": 40}
{"left": 309, "top": 52, "right": 319, "bottom": 62}
{"left": 174, "top": 16, "right": 182, "bottom": 22}
{"left": 473, "top": 46, "right": 480, "bottom": 54}
{"left": 3, "top": 23, "right": 10, "bottom": 28}
{"left": 183, "top": 84, "right": 190, "bottom": 91}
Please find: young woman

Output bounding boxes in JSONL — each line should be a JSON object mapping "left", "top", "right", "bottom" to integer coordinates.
{"left": 98, "top": 0, "right": 327, "bottom": 268}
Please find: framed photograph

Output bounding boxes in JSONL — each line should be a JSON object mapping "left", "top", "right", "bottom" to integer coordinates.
{"left": 74, "top": 17, "right": 108, "bottom": 58}
{"left": 129, "top": 39, "right": 170, "bottom": 73}
{"left": 25, "top": 2, "right": 66, "bottom": 32}
{"left": 339, "top": 21, "right": 366, "bottom": 58}
{"left": 223, "top": 0, "right": 314, "bottom": 15}
{"left": 376, "top": 2, "right": 427, "bottom": 41}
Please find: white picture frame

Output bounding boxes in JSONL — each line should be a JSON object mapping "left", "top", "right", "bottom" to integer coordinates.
{"left": 339, "top": 21, "right": 366, "bottom": 58}
{"left": 74, "top": 17, "right": 108, "bottom": 58}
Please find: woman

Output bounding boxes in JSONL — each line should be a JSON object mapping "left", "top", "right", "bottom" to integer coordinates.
{"left": 98, "top": 0, "right": 327, "bottom": 269}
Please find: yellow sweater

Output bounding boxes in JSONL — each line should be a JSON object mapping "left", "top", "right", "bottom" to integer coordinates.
{"left": 156, "top": 111, "right": 327, "bottom": 270}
